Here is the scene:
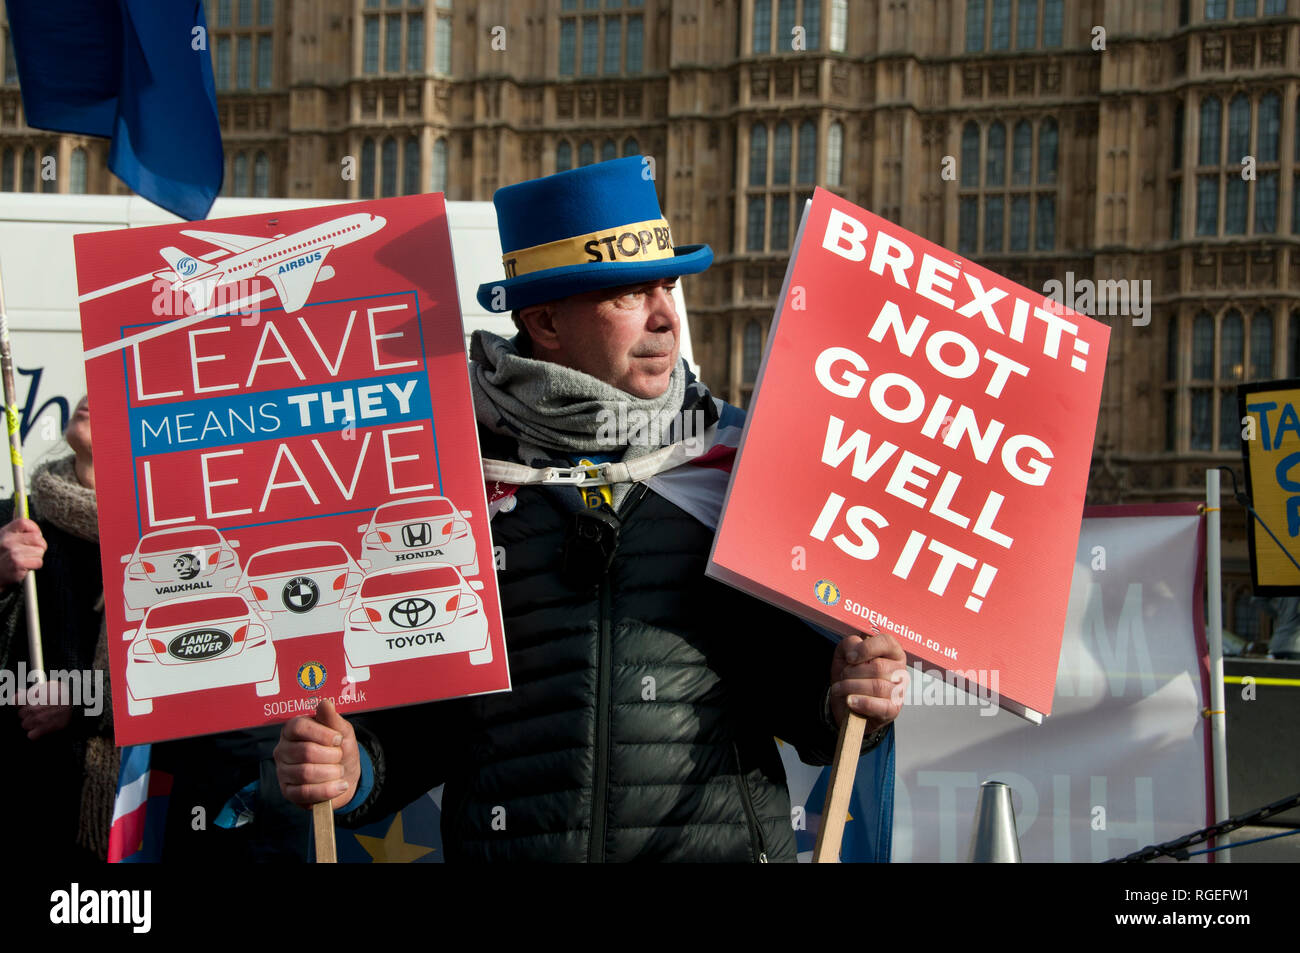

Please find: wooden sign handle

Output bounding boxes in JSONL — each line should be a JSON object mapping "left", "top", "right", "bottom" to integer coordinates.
{"left": 313, "top": 801, "right": 337, "bottom": 863}
{"left": 812, "top": 710, "right": 867, "bottom": 863}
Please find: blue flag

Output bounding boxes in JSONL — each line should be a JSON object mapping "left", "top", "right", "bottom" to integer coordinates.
{"left": 6, "top": 0, "right": 223, "bottom": 220}
{"left": 795, "top": 724, "right": 896, "bottom": 862}
{"left": 335, "top": 790, "right": 444, "bottom": 864}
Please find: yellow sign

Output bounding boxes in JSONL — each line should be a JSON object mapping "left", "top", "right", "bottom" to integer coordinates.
{"left": 1240, "top": 382, "right": 1300, "bottom": 590}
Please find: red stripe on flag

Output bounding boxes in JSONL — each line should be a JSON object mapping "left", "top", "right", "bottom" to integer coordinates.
{"left": 487, "top": 481, "right": 519, "bottom": 503}
{"left": 108, "top": 802, "right": 148, "bottom": 863}
{"left": 689, "top": 445, "right": 736, "bottom": 472}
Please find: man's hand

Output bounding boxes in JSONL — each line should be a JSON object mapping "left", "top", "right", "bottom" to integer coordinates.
{"left": 0, "top": 518, "right": 46, "bottom": 587}
{"left": 18, "top": 678, "right": 74, "bottom": 740}
{"left": 829, "top": 628, "right": 908, "bottom": 733}
{"left": 274, "top": 699, "right": 361, "bottom": 810}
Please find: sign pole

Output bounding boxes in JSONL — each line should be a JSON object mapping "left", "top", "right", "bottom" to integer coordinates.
{"left": 812, "top": 710, "right": 867, "bottom": 862}
{"left": 1205, "top": 469, "right": 1231, "bottom": 861}
{"left": 0, "top": 259, "right": 45, "bottom": 683}
{"left": 313, "top": 801, "right": 337, "bottom": 863}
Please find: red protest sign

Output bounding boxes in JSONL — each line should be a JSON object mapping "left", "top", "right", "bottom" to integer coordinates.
{"left": 74, "top": 195, "right": 510, "bottom": 745}
{"left": 708, "top": 189, "right": 1109, "bottom": 722}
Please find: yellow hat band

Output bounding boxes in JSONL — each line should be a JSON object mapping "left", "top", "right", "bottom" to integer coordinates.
{"left": 502, "top": 217, "right": 675, "bottom": 279}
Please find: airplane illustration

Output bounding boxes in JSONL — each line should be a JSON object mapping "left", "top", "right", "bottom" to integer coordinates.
{"left": 151, "top": 212, "right": 387, "bottom": 315}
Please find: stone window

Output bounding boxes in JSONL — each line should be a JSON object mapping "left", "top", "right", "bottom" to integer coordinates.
{"left": 207, "top": 0, "right": 275, "bottom": 88}
{"left": 968, "top": 0, "right": 1061, "bottom": 51}
{"left": 752, "top": 0, "right": 827, "bottom": 53}
{"left": 2, "top": 29, "right": 16, "bottom": 84}
{"left": 232, "top": 152, "right": 248, "bottom": 195}
{"left": 957, "top": 117, "right": 1057, "bottom": 255}
{"left": 253, "top": 150, "right": 270, "bottom": 196}
{"left": 431, "top": 137, "right": 448, "bottom": 192}
{"left": 380, "top": 137, "right": 398, "bottom": 197}
{"left": 359, "top": 1, "right": 430, "bottom": 76}
{"left": 745, "top": 119, "right": 820, "bottom": 252}
{"left": 1175, "top": 306, "right": 1281, "bottom": 452}
{"left": 360, "top": 138, "right": 376, "bottom": 198}
{"left": 562, "top": 2, "right": 643, "bottom": 76}
{"left": 742, "top": 320, "right": 763, "bottom": 382}
{"left": 1192, "top": 90, "right": 1282, "bottom": 237}
{"left": 403, "top": 137, "right": 420, "bottom": 194}
{"left": 70, "top": 148, "right": 88, "bottom": 194}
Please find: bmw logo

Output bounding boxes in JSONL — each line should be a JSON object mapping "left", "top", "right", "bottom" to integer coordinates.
{"left": 282, "top": 576, "right": 320, "bottom": 613}
{"left": 297, "top": 662, "right": 327, "bottom": 692}
{"left": 814, "top": 579, "right": 841, "bottom": 606}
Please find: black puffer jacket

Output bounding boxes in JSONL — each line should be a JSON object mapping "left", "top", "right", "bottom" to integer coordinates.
{"left": 0, "top": 496, "right": 106, "bottom": 860}
{"left": 343, "top": 464, "right": 875, "bottom": 861}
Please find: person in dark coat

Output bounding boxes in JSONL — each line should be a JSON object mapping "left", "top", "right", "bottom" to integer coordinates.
{"left": 0, "top": 394, "right": 115, "bottom": 860}
{"left": 274, "top": 158, "right": 908, "bottom": 861}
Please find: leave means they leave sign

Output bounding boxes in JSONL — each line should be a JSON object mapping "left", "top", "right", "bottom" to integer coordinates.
{"left": 709, "top": 188, "right": 1110, "bottom": 722}
{"left": 74, "top": 194, "right": 510, "bottom": 746}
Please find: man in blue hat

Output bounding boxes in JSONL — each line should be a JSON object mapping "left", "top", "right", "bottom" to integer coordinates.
{"left": 275, "top": 157, "right": 906, "bottom": 861}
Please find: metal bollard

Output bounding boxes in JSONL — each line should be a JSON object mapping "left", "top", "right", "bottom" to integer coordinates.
{"left": 968, "top": 780, "right": 1022, "bottom": 862}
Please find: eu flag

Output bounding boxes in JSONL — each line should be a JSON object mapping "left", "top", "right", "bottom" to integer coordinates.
{"left": 793, "top": 724, "right": 896, "bottom": 862}
{"left": 5, "top": 0, "right": 223, "bottom": 220}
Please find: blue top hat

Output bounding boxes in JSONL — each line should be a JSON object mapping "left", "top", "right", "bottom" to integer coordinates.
{"left": 475, "top": 156, "right": 713, "bottom": 313}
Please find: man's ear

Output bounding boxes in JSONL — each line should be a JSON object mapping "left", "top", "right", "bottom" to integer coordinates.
{"left": 517, "top": 302, "right": 563, "bottom": 355}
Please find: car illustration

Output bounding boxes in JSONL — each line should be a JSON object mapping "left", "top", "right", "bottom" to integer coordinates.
{"left": 341, "top": 563, "right": 491, "bottom": 683}
{"left": 123, "top": 593, "right": 278, "bottom": 716}
{"left": 121, "top": 525, "right": 242, "bottom": 621}
{"left": 228, "top": 541, "right": 366, "bottom": 640}
{"left": 356, "top": 496, "right": 478, "bottom": 575}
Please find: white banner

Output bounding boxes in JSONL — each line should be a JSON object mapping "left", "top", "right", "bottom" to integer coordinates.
{"left": 890, "top": 506, "right": 1211, "bottom": 862}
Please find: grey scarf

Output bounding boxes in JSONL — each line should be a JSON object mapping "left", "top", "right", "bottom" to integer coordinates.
{"left": 469, "top": 330, "right": 687, "bottom": 508}
{"left": 30, "top": 455, "right": 98, "bottom": 542}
